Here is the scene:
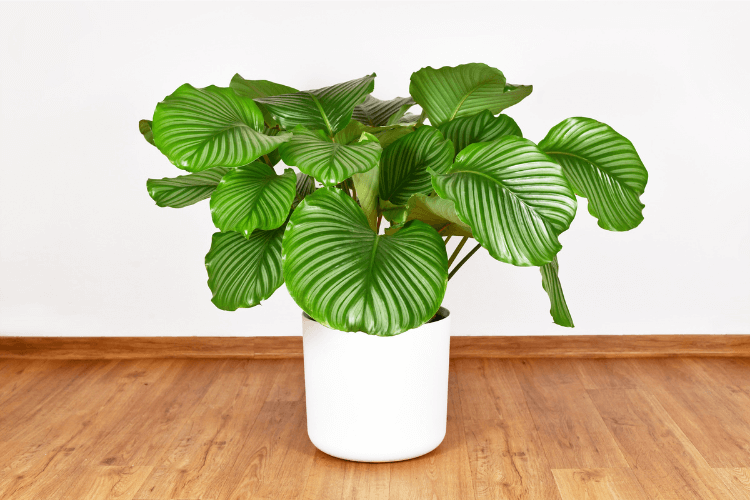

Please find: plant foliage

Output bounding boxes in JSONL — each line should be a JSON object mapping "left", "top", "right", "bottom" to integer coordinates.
{"left": 142, "top": 63, "right": 649, "bottom": 334}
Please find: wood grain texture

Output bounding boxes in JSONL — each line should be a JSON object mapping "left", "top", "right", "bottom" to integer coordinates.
{"left": 2, "top": 357, "right": 750, "bottom": 499}
{"left": 552, "top": 468, "right": 650, "bottom": 500}
{"left": 512, "top": 359, "right": 629, "bottom": 469}
{"left": 456, "top": 358, "right": 561, "bottom": 499}
{"left": 2, "top": 334, "right": 748, "bottom": 360}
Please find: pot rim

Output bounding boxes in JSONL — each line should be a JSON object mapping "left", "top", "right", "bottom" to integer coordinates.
{"left": 301, "top": 306, "right": 451, "bottom": 328}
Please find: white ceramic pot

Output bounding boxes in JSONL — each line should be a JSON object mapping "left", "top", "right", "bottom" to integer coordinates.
{"left": 302, "top": 307, "right": 451, "bottom": 463}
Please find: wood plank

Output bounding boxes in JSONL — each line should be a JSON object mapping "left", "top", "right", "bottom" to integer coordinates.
{"left": 133, "top": 359, "right": 279, "bottom": 500}
{"left": 341, "top": 462, "right": 390, "bottom": 500}
{"left": 572, "top": 358, "right": 641, "bottom": 390}
{"left": 0, "top": 360, "right": 183, "bottom": 500}
{"left": 627, "top": 358, "right": 750, "bottom": 468}
{"left": 213, "top": 359, "right": 316, "bottom": 500}
{"left": 388, "top": 360, "right": 475, "bottom": 500}
{"left": 456, "top": 358, "right": 561, "bottom": 499}
{"left": 60, "top": 465, "right": 153, "bottom": 500}
{"left": 589, "top": 388, "right": 738, "bottom": 499}
{"left": 714, "top": 468, "right": 750, "bottom": 499}
{"left": 552, "top": 468, "right": 650, "bottom": 500}
{"left": 512, "top": 359, "right": 629, "bottom": 469}
{"left": 2, "top": 335, "right": 749, "bottom": 360}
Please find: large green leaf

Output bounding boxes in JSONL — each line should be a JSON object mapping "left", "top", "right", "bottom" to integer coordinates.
{"left": 152, "top": 84, "right": 290, "bottom": 172}
{"left": 282, "top": 188, "right": 448, "bottom": 336}
{"left": 379, "top": 125, "right": 453, "bottom": 205}
{"left": 255, "top": 74, "right": 376, "bottom": 137}
{"left": 538, "top": 117, "right": 648, "bottom": 231}
{"left": 352, "top": 95, "right": 415, "bottom": 127}
{"left": 431, "top": 136, "right": 577, "bottom": 266}
{"left": 205, "top": 228, "right": 284, "bottom": 311}
{"left": 352, "top": 164, "right": 379, "bottom": 231}
{"left": 147, "top": 167, "right": 229, "bottom": 208}
{"left": 229, "top": 74, "right": 298, "bottom": 127}
{"left": 540, "top": 255, "right": 574, "bottom": 327}
{"left": 404, "top": 194, "right": 473, "bottom": 237}
{"left": 139, "top": 119, "right": 155, "bottom": 146}
{"left": 438, "top": 109, "right": 522, "bottom": 157}
{"left": 409, "top": 63, "right": 532, "bottom": 127}
{"left": 279, "top": 126, "right": 382, "bottom": 186}
{"left": 210, "top": 162, "right": 296, "bottom": 237}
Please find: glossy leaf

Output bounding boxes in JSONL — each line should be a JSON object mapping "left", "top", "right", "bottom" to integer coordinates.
{"left": 279, "top": 126, "right": 382, "bottom": 186}
{"left": 295, "top": 172, "right": 316, "bottom": 206}
{"left": 210, "top": 162, "right": 296, "bottom": 238}
{"left": 438, "top": 109, "right": 522, "bottom": 157}
{"left": 147, "top": 167, "right": 229, "bottom": 208}
{"left": 152, "top": 84, "right": 290, "bottom": 172}
{"left": 229, "top": 74, "right": 298, "bottom": 127}
{"left": 352, "top": 164, "right": 379, "bottom": 231}
{"left": 538, "top": 117, "right": 648, "bottom": 231}
{"left": 370, "top": 125, "right": 415, "bottom": 148}
{"left": 409, "top": 63, "right": 531, "bottom": 126}
{"left": 205, "top": 228, "right": 284, "bottom": 311}
{"left": 431, "top": 136, "right": 577, "bottom": 266}
{"left": 379, "top": 125, "right": 453, "bottom": 205}
{"left": 282, "top": 188, "right": 448, "bottom": 336}
{"left": 352, "top": 95, "right": 415, "bottom": 127}
{"left": 405, "top": 194, "right": 473, "bottom": 237}
{"left": 540, "top": 255, "right": 574, "bottom": 327}
{"left": 139, "top": 119, "right": 155, "bottom": 146}
{"left": 260, "top": 127, "right": 284, "bottom": 166}
{"left": 255, "top": 74, "right": 376, "bottom": 137}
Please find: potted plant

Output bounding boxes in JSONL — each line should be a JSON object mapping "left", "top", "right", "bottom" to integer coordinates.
{"left": 140, "top": 63, "right": 648, "bottom": 462}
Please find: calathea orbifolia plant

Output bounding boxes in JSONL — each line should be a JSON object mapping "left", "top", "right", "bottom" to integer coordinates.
{"left": 141, "top": 63, "right": 648, "bottom": 336}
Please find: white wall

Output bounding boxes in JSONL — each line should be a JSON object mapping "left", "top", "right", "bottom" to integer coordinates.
{"left": 1, "top": 2, "right": 748, "bottom": 337}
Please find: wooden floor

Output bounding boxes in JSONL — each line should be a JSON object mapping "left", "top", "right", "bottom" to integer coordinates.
{"left": 1, "top": 357, "right": 750, "bottom": 499}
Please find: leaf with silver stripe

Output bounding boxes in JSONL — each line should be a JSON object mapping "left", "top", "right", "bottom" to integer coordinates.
{"left": 229, "top": 74, "right": 298, "bottom": 128}
{"left": 139, "top": 119, "right": 155, "bottom": 146}
{"left": 205, "top": 228, "right": 284, "bottom": 311}
{"left": 409, "top": 63, "right": 532, "bottom": 127}
{"left": 431, "top": 136, "right": 577, "bottom": 267}
{"left": 438, "top": 109, "right": 522, "bottom": 157}
{"left": 255, "top": 74, "right": 376, "bottom": 137}
{"left": 540, "top": 255, "right": 574, "bottom": 327}
{"left": 147, "top": 167, "right": 229, "bottom": 208}
{"left": 538, "top": 117, "right": 648, "bottom": 231}
{"left": 379, "top": 125, "right": 453, "bottom": 205}
{"left": 152, "top": 84, "right": 291, "bottom": 172}
{"left": 282, "top": 188, "right": 448, "bottom": 336}
{"left": 352, "top": 95, "right": 415, "bottom": 127}
{"left": 295, "top": 172, "right": 316, "bottom": 206}
{"left": 210, "top": 162, "right": 296, "bottom": 238}
{"left": 279, "top": 126, "right": 382, "bottom": 186}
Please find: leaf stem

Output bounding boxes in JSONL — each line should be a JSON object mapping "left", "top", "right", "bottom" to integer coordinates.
{"left": 448, "top": 243, "right": 481, "bottom": 281}
{"left": 376, "top": 214, "right": 383, "bottom": 233}
{"left": 447, "top": 236, "right": 468, "bottom": 267}
{"left": 444, "top": 235, "right": 452, "bottom": 246}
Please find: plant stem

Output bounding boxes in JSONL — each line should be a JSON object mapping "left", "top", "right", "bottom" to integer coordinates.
{"left": 447, "top": 236, "right": 468, "bottom": 267}
{"left": 416, "top": 109, "right": 427, "bottom": 126}
{"left": 444, "top": 235, "right": 452, "bottom": 246}
{"left": 448, "top": 243, "right": 481, "bottom": 281}
{"left": 263, "top": 154, "right": 271, "bottom": 165}
{"left": 376, "top": 214, "right": 383, "bottom": 233}
{"left": 351, "top": 183, "right": 357, "bottom": 203}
